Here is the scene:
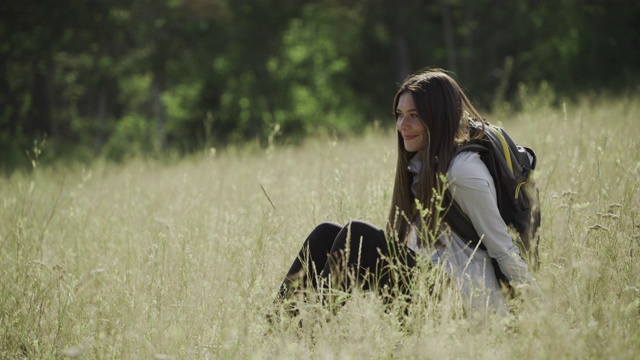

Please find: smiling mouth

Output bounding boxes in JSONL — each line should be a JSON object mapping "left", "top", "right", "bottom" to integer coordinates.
{"left": 403, "top": 135, "right": 418, "bottom": 141}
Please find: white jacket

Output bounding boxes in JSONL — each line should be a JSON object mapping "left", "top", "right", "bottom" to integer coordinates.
{"left": 406, "top": 151, "right": 541, "bottom": 316}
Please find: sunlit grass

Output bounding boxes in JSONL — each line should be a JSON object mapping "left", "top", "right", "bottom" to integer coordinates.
{"left": 1, "top": 95, "right": 639, "bottom": 358}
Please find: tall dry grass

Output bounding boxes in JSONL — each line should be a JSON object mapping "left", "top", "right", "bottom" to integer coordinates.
{"left": 1, "top": 95, "right": 639, "bottom": 359}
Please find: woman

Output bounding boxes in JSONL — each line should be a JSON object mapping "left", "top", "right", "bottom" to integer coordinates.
{"left": 276, "top": 68, "right": 541, "bottom": 316}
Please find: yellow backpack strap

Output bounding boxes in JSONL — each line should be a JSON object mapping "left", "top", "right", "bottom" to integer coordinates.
{"left": 489, "top": 125, "right": 513, "bottom": 173}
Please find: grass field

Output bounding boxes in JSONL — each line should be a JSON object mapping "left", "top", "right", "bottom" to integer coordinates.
{"left": 1, "top": 95, "right": 639, "bottom": 359}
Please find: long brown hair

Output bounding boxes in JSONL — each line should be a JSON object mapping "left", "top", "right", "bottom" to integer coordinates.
{"left": 387, "top": 68, "right": 485, "bottom": 242}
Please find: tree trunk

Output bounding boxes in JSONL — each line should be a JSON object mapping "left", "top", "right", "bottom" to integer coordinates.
{"left": 151, "top": 71, "right": 166, "bottom": 152}
{"left": 94, "top": 85, "right": 107, "bottom": 154}
{"left": 394, "top": 2, "right": 412, "bottom": 82}
{"left": 441, "top": 0, "right": 457, "bottom": 74}
{"left": 30, "top": 61, "right": 53, "bottom": 138}
{"left": 463, "top": 5, "right": 474, "bottom": 80}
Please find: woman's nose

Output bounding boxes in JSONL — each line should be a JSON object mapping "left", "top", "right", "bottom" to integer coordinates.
{"left": 397, "top": 116, "right": 408, "bottom": 130}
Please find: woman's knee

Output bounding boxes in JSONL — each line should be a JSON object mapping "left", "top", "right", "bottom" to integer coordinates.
{"left": 316, "top": 221, "right": 342, "bottom": 231}
{"left": 343, "top": 220, "right": 385, "bottom": 242}
{"left": 346, "top": 219, "right": 378, "bottom": 229}
{"left": 304, "top": 222, "right": 342, "bottom": 251}
{"left": 309, "top": 222, "right": 342, "bottom": 239}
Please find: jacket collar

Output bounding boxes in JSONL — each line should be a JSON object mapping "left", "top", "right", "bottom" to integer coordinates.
{"left": 408, "top": 153, "right": 422, "bottom": 198}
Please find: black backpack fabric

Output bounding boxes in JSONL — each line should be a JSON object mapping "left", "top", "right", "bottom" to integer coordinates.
{"left": 443, "top": 119, "right": 541, "bottom": 292}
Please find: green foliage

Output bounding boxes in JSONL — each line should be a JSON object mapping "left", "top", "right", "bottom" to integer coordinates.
{"left": 102, "top": 114, "right": 152, "bottom": 161}
{"left": 275, "top": 3, "right": 366, "bottom": 136}
{"left": 0, "top": 0, "right": 639, "bottom": 171}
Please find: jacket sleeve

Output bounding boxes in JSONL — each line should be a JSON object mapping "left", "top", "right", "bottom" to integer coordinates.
{"left": 449, "top": 152, "right": 541, "bottom": 295}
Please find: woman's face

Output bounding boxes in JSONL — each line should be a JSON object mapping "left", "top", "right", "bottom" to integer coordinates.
{"left": 396, "top": 92, "right": 427, "bottom": 153}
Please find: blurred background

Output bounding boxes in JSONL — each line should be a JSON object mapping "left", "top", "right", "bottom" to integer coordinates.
{"left": 1, "top": 0, "right": 638, "bottom": 171}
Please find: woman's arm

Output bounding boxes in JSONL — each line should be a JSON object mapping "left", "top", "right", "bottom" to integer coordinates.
{"left": 448, "top": 152, "right": 541, "bottom": 294}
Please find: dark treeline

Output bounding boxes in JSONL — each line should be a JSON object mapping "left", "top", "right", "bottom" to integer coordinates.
{"left": 1, "top": 0, "right": 639, "bottom": 170}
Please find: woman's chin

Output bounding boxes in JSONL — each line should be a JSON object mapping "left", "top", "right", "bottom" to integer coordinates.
{"left": 403, "top": 144, "right": 420, "bottom": 152}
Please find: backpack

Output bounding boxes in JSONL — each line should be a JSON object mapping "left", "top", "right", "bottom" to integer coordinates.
{"left": 443, "top": 119, "right": 541, "bottom": 294}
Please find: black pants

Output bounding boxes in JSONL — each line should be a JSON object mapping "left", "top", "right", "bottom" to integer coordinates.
{"left": 277, "top": 220, "right": 417, "bottom": 301}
